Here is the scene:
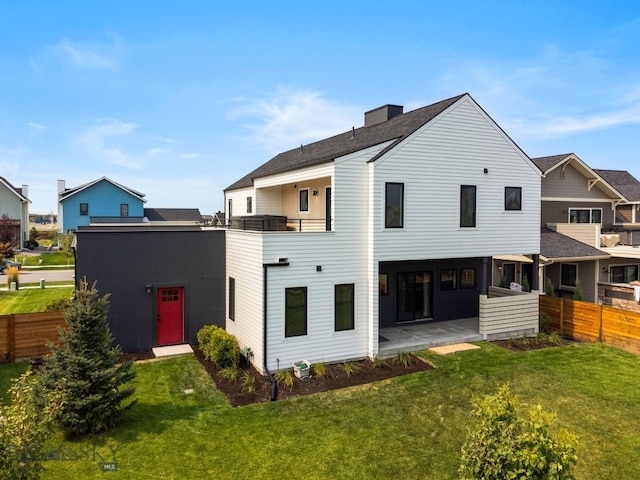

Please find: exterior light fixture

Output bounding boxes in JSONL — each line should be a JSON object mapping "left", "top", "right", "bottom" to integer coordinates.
{"left": 145, "top": 284, "right": 152, "bottom": 294}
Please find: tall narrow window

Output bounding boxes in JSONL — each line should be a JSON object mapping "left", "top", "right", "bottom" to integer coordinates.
{"left": 335, "top": 284, "right": 355, "bottom": 331}
{"left": 299, "top": 189, "right": 309, "bottom": 213}
{"left": 504, "top": 187, "right": 522, "bottom": 211}
{"left": 246, "top": 197, "right": 252, "bottom": 214}
{"left": 460, "top": 185, "right": 476, "bottom": 227}
{"left": 285, "top": 287, "right": 307, "bottom": 337}
{"left": 79, "top": 203, "right": 88, "bottom": 216}
{"left": 229, "top": 277, "right": 235, "bottom": 321}
{"left": 385, "top": 183, "right": 404, "bottom": 228}
{"left": 228, "top": 199, "right": 233, "bottom": 222}
{"left": 120, "top": 203, "right": 129, "bottom": 216}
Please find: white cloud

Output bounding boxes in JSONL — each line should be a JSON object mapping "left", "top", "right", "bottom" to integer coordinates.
{"left": 74, "top": 119, "right": 143, "bottom": 169}
{"left": 38, "top": 33, "right": 122, "bottom": 71}
{"left": 226, "top": 87, "right": 362, "bottom": 152}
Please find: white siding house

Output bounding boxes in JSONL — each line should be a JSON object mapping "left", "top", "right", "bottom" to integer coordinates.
{"left": 0, "top": 176, "right": 30, "bottom": 247}
{"left": 225, "top": 94, "right": 542, "bottom": 375}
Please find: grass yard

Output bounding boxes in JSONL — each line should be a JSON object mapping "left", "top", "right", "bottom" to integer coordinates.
{"left": 17, "top": 252, "right": 74, "bottom": 267}
{"left": 3, "top": 342, "right": 639, "bottom": 479}
{"left": 0, "top": 287, "right": 74, "bottom": 314}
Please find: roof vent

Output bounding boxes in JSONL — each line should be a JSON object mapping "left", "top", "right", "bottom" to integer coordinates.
{"left": 364, "top": 104, "right": 404, "bottom": 127}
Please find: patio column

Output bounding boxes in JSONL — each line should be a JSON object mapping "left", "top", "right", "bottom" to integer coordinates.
{"left": 480, "top": 257, "right": 489, "bottom": 295}
{"left": 531, "top": 254, "right": 539, "bottom": 291}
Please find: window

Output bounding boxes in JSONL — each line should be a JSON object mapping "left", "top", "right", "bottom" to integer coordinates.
{"left": 299, "top": 189, "right": 309, "bottom": 213}
{"left": 610, "top": 265, "right": 639, "bottom": 283}
{"left": 79, "top": 203, "right": 88, "bottom": 216}
{"left": 228, "top": 199, "right": 233, "bottom": 220}
{"left": 335, "top": 284, "right": 354, "bottom": 331}
{"left": 502, "top": 263, "right": 516, "bottom": 286}
{"left": 569, "top": 208, "right": 601, "bottom": 224}
{"left": 440, "top": 269, "right": 457, "bottom": 290}
{"left": 246, "top": 197, "right": 252, "bottom": 214}
{"left": 460, "top": 185, "right": 476, "bottom": 227}
{"left": 229, "top": 277, "right": 235, "bottom": 321}
{"left": 561, "top": 264, "right": 577, "bottom": 287}
{"left": 504, "top": 187, "right": 522, "bottom": 211}
{"left": 385, "top": 183, "right": 404, "bottom": 228}
{"left": 120, "top": 204, "right": 129, "bottom": 217}
{"left": 285, "top": 287, "right": 307, "bottom": 337}
{"left": 460, "top": 268, "right": 476, "bottom": 289}
{"left": 379, "top": 274, "right": 388, "bottom": 295}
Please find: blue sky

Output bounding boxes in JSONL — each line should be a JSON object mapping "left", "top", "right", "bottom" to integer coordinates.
{"left": 2, "top": 1, "right": 640, "bottom": 214}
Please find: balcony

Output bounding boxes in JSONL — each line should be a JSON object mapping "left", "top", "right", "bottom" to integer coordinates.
{"left": 230, "top": 215, "right": 331, "bottom": 232}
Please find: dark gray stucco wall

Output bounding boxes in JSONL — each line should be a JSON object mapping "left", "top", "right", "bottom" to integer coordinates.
{"left": 76, "top": 229, "right": 225, "bottom": 353}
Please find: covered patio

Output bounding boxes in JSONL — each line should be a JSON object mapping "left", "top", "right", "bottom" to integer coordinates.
{"left": 378, "top": 317, "right": 482, "bottom": 357}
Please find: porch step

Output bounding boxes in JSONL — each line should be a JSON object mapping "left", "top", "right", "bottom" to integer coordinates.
{"left": 152, "top": 344, "right": 194, "bottom": 358}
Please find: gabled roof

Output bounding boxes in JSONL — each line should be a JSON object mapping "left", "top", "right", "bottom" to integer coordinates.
{"left": 593, "top": 169, "right": 640, "bottom": 202}
{"left": 0, "top": 176, "right": 28, "bottom": 201}
{"left": 530, "top": 154, "right": 573, "bottom": 173}
{"left": 540, "top": 228, "right": 610, "bottom": 261}
{"left": 58, "top": 176, "right": 146, "bottom": 203}
{"left": 225, "top": 94, "right": 468, "bottom": 191}
{"left": 144, "top": 208, "right": 203, "bottom": 223}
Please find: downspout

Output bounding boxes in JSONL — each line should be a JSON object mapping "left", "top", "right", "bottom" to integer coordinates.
{"left": 263, "top": 261, "right": 290, "bottom": 401}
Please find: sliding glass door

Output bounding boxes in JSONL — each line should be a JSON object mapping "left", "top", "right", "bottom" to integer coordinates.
{"left": 397, "top": 271, "right": 432, "bottom": 322}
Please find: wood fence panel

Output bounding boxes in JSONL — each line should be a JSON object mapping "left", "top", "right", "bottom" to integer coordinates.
{"left": 562, "top": 300, "right": 601, "bottom": 343}
{"left": 0, "top": 311, "right": 65, "bottom": 362}
{"left": 601, "top": 305, "right": 640, "bottom": 355}
{"left": 539, "top": 296, "right": 562, "bottom": 331}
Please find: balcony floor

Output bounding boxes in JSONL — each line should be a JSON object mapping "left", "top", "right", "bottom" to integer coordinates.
{"left": 378, "top": 317, "right": 482, "bottom": 357}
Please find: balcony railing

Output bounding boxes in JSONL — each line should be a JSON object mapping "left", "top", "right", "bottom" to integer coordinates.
{"left": 230, "top": 215, "right": 330, "bottom": 232}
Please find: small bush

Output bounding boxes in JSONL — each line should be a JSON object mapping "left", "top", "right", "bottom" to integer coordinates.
{"left": 371, "top": 355, "right": 386, "bottom": 369}
{"left": 572, "top": 280, "right": 583, "bottom": 301}
{"left": 274, "top": 370, "right": 294, "bottom": 390}
{"left": 393, "top": 352, "right": 414, "bottom": 368}
{"left": 548, "top": 331, "right": 564, "bottom": 345}
{"left": 539, "top": 312, "right": 552, "bottom": 334}
{"left": 313, "top": 363, "right": 326, "bottom": 378}
{"left": 459, "top": 384, "right": 577, "bottom": 480}
{"left": 197, "top": 325, "right": 240, "bottom": 369}
{"left": 544, "top": 277, "right": 555, "bottom": 297}
{"left": 219, "top": 365, "right": 239, "bottom": 383}
{"left": 44, "top": 297, "right": 72, "bottom": 312}
{"left": 341, "top": 361, "right": 359, "bottom": 378}
{"left": 6, "top": 266, "right": 19, "bottom": 289}
{"left": 242, "top": 372, "right": 255, "bottom": 393}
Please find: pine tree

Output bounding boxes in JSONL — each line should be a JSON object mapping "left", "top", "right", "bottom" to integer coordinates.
{"left": 37, "top": 279, "right": 136, "bottom": 436}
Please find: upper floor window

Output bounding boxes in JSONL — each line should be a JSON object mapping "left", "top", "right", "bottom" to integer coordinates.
{"left": 79, "top": 203, "right": 88, "bottom": 216}
{"left": 569, "top": 208, "right": 601, "bottom": 224}
{"left": 561, "top": 263, "right": 577, "bottom": 287}
{"left": 385, "top": 183, "right": 404, "bottom": 228}
{"left": 228, "top": 199, "right": 233, "bottom": 220}
{"left": 460, "top": 185, "right": 476, "bottom": 227}
{"left": 504, "top": 187, "right": 522, "bottom": 211}
{"left": 120, "top": 204, "right": 129, "bottom": 217}
{"left": 299, "top": 189, "right": 309, "bottom": 213}
{"left": 246, "top": 197, "right": 252, "bottom": 214}
{"left": 610, "top": 265, "right": 638, "bottom": 284}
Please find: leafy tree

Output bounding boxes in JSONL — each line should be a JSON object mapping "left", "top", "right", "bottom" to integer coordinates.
{"left": 0, "top": 214, "right": 19, "bottom": 245}
{"left": 0, "top": 371, "right": 53, "bottom": 480}
{"left": 522, "top": 274, "right": 531, "bottom": 292}
{"left": 545, "top": 277, "right": 555, "bottom": 297}
{"left": 36, "top": 279, "right": 136, "bottom": 437}
{"left": 459, "top": 384, "right": 577, "bottom": 480}
{"left": 0, "top": 242, "right": 14, "bottom": 259}
{"left": 57, "top": 233, "right": 73, "bottom": 265}
{"left": 572, "top": 280, "right": 583, "bottom": 301}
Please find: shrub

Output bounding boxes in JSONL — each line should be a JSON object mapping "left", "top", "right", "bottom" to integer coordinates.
{"left": 197, "top": 325, "right": 240, "bottom": 369}
{"left": 341, "top": 361, "right": 359, "bottom": 378}
{"left": 313, "top": 362, "right": 326, "bottom": 378}
{"left": 544, "top": 277, "right": 555, "bottom": 297}
{"left": 371, "top": 355, "right": 386, "bottom": 369}
{"left": 572, "top": 280, "right": 583, "bottom": 301}
{"left": 219, "top": 365, "right": 239, "bottom": 383}
{"left": 5, "top": 266, "right": 19, "bottom": 289}
{"left": 274, "top": 370, "right": 294, "bottom": 390}
{"left": 393, "top": 352, "right": 414, "bottom": 368}
{"left": 539, "top": 312, "right": 552, "bottom": 334}
{"left": 242, "top": 372, "right": 255, "bottom": 393}
{"left": 522, "top": 274, "right": 531, "bottom": 292}
{"left": 0, "top": 241, "right": 13, "bottom": 259}
{"left": 44, "top": 297, "right": 72, "bottom": 312}
{"left": 459, "top": 384, "right": 577, "bottom": 480}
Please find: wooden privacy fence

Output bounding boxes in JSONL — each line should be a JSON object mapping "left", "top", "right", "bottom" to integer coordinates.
{"left": 0, "top": 311, "right": 65, "bottom": 363}
{"left": 539, "top": 295, "right": 640, "bottom": 355}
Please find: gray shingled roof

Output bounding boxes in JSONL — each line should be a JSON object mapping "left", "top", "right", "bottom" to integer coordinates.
{"left": 59, "top": 177, "right": 146, "bottom": 201}
{"left": 541, "top": 228, "right": 610, "bottom": 260}
{"left": 530, "top": 154, "right": 572, "bottom": 173}
{"left": 144, "top": 208, "right": 203, "bottom": 222}
{"left": 225, "top": 94, "right": 467, "bottom": 191}
{"left": 0, "top": 176, "right": 28, "bottom": 200}
{"left": 593, "top": 169, "right": 640, "bottom": 202}
{"left": 90, "top": 216, "right": 147, "bottom": 224}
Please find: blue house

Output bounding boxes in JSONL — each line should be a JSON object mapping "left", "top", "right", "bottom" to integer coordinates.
{"left": 57, "top": 177, "right": 146, "bottom": 233}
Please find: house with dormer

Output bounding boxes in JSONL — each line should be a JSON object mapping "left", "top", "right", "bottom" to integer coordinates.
{"left": 224, "top": 93, "right": 542, "bottom": 374}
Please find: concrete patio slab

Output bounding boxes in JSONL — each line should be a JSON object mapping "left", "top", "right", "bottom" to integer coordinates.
{"left": 429, "top": 343, "right": 481, "bottom": 355}
{"left": 152, "top": 344, "right": 194, "bottom": 358}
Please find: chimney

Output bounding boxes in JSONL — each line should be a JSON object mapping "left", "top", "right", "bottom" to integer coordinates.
{"left": 57, "top": 180, "right": 66, "bottom": 194}
{"left": 21, "top": 184, "right": 29, "bottom": 200}
{"left": 364, "top": 104, "right": 404, "bottom": 127}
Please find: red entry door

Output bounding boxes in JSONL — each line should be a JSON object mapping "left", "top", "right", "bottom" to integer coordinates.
{"left": 157, "top": 287, "right": 184, "bottom": 345}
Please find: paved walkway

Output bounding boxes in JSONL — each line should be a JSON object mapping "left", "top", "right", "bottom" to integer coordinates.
{"left": 378, "top": 317, "right": 482, "bottom": 356}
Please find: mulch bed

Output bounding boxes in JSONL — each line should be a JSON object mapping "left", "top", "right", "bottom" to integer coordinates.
{"left": 493, "top": 337, "right": 575, "bottom": 352}
{"left": 192, "top": 348, "right": 434, "bottom": 407}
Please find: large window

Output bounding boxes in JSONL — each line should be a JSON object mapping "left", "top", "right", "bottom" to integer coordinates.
{"left": 610, "top": 265, "right": 639, "bottom": 283}
{"left": 504, "top": 187, "right": 522, "bottom": 211}
{"left": 299, "top": 189, "right": 309, "bottom": 213}
{"left": 440, "top": 269, "right": 457, "bottom": 290}
{"left": 229, "top": 277, "right": 235, "bottom": 321}
{"left": 120, "top": 203, "right": 129, "bottom": 217}
{"left": 79, "top": 203, "right": 88, "bottom": 216}
{"left": 460, "top": 185, "right": 476, "bottom": 227}
{"left": 385, "top": 183, "right": 404, "bottom": 228}
{"left": 335, "top": 284, "right": 355, "bottom": 331}
{"left": 285, "top": 287, "right": 307, "bottom": 337}
{"left": 569, "top": 208, "right": 601, "bottom": 224}
{"left": 561, "top": 264, "right": 577, "bottom": 287}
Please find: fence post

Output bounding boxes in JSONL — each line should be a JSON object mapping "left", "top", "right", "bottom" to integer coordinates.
{"left": 8, "top": 314, "right": 15, "bottom": 362}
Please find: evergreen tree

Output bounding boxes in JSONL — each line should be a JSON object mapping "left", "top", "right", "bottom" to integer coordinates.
{"left": 37, "top": 279, "right": 136, "bottom": 436}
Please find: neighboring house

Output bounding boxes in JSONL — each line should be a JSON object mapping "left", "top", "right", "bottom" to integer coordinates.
{"left": 57, "top": 177, "right": 146, "bottom": 233}
{"left": 224, "top": 93, "right": 542, "bottom": 374}
{"left": 0, "top": 176, "right": 30, "bottom": 247}
{"left": 532, "top": 153, "right": 640, "bottom": 302}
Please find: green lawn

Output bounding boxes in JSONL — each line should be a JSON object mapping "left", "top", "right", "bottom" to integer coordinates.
{"left": 15, "top": 252, "right": 74, "bottom": 267}
{"left": 0, "top": 287, "right": 74, "bottom": 314}
{"left": 0, "top": 342, "right": 628, "bottom": 479}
